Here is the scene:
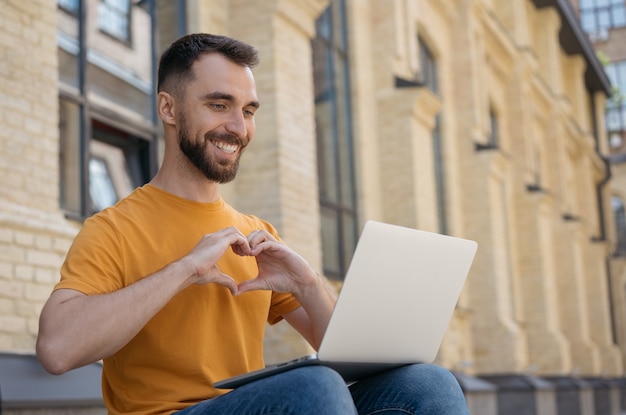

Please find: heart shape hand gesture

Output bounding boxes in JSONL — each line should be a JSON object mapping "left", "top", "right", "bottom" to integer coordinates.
{"left": 182, "top": 227, "right": 318, "bottom": 297}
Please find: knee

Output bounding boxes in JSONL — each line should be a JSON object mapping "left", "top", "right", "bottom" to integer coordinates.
{"left": 288, "top": 365, "right": 347, "bottom": 393}
{"left": 280, "top": 366, "right": 357, "bottom": 414}
{"left": 399, "top": 364, "right": 468, "bottom": 410}
{"left": 350, "top": 364, "right": 468, "bottom": 414}
{"left": 400, "top": 364, "right": 463, "bottom": 393}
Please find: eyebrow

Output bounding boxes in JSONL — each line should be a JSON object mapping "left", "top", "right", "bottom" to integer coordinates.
{"left": 201, "top": 91, "right": 260, "bottom": 109}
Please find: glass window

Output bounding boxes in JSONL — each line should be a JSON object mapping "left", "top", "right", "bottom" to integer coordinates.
{"left": 477, "top": 106, "right": 499, "bottom": 151}
{"left": 604, "top": 61, "right": 626, "bottom": 149}
{"left": 419, "top": 38, "right": 447, "bottom": 234}
{"left": 580, "top": 0, "right": 626, "bottom": 34}
{"left": 615, "top": 7, "right": 626, "bottom": 26}
{"left": 489, "top": 107, "right": 499, "bottom": 147}
{"left": 312, "top": 0, "right": 358, "bottom": 281}
{"left": 89, "top": 121, "right": 150, "bottom": 214}
{"left": 89, "top": 129, "right": 140, "bottom": 213}
{"left": 98, "top": 0, "right": 131, "bottom": 41}
{"left": 58, "top": 1, "right": 157, "bottom": 218}
{"left": 433, "top": 115, "right": 447, "bottom": 234}
{"left": 612, "top": 196, "right": 626, "bottom": 256}
{"left": 59, "top": 102, "right": 153, "bottom": 217}
{"left": 419, "top": 38, "right": 438, "bottom": 94}
{"left": 58, "top": 0, "right": 78, "bottom": 13}
{"left": 89, "top": 156, "right": 118, "bottom": 212}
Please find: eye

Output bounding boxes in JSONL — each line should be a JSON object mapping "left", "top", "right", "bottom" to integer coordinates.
{"left": 244, "top": 109, "right": 255, "bottom": 118}
{"left": 209, "top": 103, "right": 226, "bottom": 110}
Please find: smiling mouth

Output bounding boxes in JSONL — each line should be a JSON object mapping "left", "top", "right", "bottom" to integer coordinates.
{"left": 211, "top": 140, "right": 240, "bottom": 154}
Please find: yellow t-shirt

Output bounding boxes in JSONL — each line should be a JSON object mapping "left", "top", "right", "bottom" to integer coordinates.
{"left": 55, "top": 185, "right": 301, "bottom": 415}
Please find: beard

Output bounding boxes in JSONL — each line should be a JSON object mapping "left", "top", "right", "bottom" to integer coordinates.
{"left": 178, "top": 116, "right": 246, "bottom": 184}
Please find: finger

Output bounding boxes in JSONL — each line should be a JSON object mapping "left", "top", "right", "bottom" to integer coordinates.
{"left": 237, "top": 278, "right": 270, "bottom": 295}
{"left": 221, "top": 228, "right": 251, "bottom": 256}
{"left": 214, "top": 273, "right": 239, "bottom": 296}
{"left": 247, "top": 230, "right": 277, "bottom": 248}
{"left": 231, "top": 239, "right": 251, "bottom": 256}
{"left": 249, "top": 239, "right": 281, "bottom": 256}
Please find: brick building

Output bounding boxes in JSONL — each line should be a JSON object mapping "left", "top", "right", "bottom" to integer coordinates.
{"left": 0, "top": 0, "right": 625, "bottom": 414}
{"left": 570, "top": 0, "right": 626, "bottom": 390}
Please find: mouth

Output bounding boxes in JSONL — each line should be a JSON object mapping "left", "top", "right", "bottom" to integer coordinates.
{"left": 211, "top": 140, "right": 240, "bottom": 154}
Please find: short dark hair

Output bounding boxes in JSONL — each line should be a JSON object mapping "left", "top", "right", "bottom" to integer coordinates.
{"left": 157, "top": 33, "right": 259, "bottom": 96}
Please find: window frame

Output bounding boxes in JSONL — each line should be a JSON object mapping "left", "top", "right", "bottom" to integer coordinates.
{"left": 579, "top": 0, "right": 626, "bottom": 35}
{"left": 97, "top": 0, "right": 133, "bottom": 44}
{"left": 312, "top": 0, "right": 359, "bottom": 281}
{"left": 58, "top": 0, "right": 158, "bottom": 220}
{"left": 418, "top": 37, "right": 448, "bottom": 234}
{"left": 419, "top": 36, "right": 438, "bottom": 95}
{"left": 605, "top": 60, "right": 626, "bottom": 151}
{"left": 613, "top": 196, "right": 626, "bottom": 257}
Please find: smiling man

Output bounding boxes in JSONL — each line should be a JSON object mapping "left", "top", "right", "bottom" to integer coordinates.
{"left": 36, "top": 33, "right": 469, "bottom": 415}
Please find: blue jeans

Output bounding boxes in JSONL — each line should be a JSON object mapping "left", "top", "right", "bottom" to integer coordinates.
{"left": 175, "top": 364, "right": 469, "bottom": 414}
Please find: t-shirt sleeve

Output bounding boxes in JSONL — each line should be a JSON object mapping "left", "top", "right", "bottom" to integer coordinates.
{"left": 55, "top": 214, "right": 126, "bottom": 295}
{"left": 267, "top": 291, "right": 301, "bottom": 325}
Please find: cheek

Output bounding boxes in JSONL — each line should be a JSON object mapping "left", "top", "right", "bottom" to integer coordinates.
{"left": 247, "top": 120, "right": 256, "bottom": 140}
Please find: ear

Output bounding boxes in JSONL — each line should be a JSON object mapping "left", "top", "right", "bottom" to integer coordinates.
{"left": 157, "top": 92, "right": 177, "bottom": 126}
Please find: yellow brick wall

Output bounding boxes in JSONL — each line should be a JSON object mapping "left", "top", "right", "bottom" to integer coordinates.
{"left": 1, "top": 0, "right": 59, "bottom": 213}
{"left": 0, "top": 0, "right": 80, "bottom": 352}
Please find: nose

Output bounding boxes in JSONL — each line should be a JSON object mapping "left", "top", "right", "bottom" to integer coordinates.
{"left": 224, "top": 110, "right": 248, "bottom": 139}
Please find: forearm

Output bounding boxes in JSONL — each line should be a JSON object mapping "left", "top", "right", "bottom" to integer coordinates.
{"left": 291, "top": 276, "right": 337, "bottom": 350}
{"left": 37, "top": 260, "right": 193, "bottom": 374}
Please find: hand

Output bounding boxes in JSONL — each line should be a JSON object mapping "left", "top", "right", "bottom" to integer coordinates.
{"left": 181, "top": 227, "right": 252, "bottom": 294}
{"left": 237, "top": 230, "right": 319, "bottom": 295}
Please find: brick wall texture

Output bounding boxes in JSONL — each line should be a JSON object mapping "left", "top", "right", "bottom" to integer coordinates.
{"left": 0, "top": 0, "right": 80, "bottom": 353}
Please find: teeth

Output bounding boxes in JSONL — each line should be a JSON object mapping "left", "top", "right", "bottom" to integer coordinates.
{"left": 214, "top": 141, "right": 238, "bottom": 154}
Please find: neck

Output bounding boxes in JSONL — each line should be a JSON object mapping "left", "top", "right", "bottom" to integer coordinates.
{"left": 150, "top": 164, "right": 221, "bottom": 204}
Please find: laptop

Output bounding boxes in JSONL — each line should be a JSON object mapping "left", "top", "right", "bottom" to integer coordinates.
{"left": 214, "top": 220, "right": 477, "bottom": 389}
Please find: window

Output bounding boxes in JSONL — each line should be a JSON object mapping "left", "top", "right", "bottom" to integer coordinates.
{"left": 59, "top": 100, "right": 153, "bottom": 216}
{"left": 58, "top": 0, "right": 157, "bottom": 218}
{"left": 613, "top": 196, "right": 626, "bottom": 256}
{"left": 476, "top": 106, "right": 499, "bottom": 151}
{"left": 433, "top": 115, "right": 447, "bottom": 234}
{"left": 98, "top": 0, "right": 131, "bottom": 42}
{"left": 488, "top": 107, "right": 499, "bottom": 148}
{"left": 419, "top": 37, "right": 438, "bottom": 94}
{"left": 58, "top": 0, "right": 78, "bottom": 13}
{"left": 312, "top": 0, "right": 358, "bottom": 281}
{"left": 580, "top": 0, "right": 626, "bottom": 36}
{"left": 89, "top": 156, "right": 118, "bottom": 212}
{"left": 90, "top": 121, "right": 150, "bottom": 213}
{"left": 525, "top": 125, "right": 545, "bottom": 192}
{"left": 605, "top": 61, "right": 626, "bottom": 150}
{"left": 419, "top": 38, "right": 447, "bottom": 234}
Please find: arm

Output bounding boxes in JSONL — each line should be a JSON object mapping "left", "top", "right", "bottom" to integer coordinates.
{"left": 37, "top": 227, "right": 250, "bottom": 375}
{"left": 282, "top": 280, "right": 336, "bottom": 350}
{"left": 237, "top": 230, "right": 336, "bottom": 350}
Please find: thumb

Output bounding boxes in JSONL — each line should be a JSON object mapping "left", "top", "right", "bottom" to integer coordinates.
{"left": 214, "top": 273, "right": 239, "bottom": 296}
{"left": 237, "top": 277, "right": 270, "bottom": 295}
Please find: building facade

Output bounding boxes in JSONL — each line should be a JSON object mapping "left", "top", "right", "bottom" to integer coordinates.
{"left": 571, "top": 0, "right": 626, "bottom": 392}
{"left": 1, "top": 0, "right": 625, "bottom": 413}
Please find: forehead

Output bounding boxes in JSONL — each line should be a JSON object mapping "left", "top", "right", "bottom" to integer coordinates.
{"left": 188, "top": 53, "right": 257, "bottom": 101}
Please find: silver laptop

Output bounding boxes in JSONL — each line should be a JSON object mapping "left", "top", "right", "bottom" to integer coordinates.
{"left": 214, "top": 220, "right": 477, "bottom": 389}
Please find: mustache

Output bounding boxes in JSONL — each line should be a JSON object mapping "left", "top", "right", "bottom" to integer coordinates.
{"left": 204, "top": 131, "right": 248, "bottom": 148}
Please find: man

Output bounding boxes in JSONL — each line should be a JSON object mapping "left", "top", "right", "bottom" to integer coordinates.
{"left": 37, "top": 33, "right": 469, "bottom": 414}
